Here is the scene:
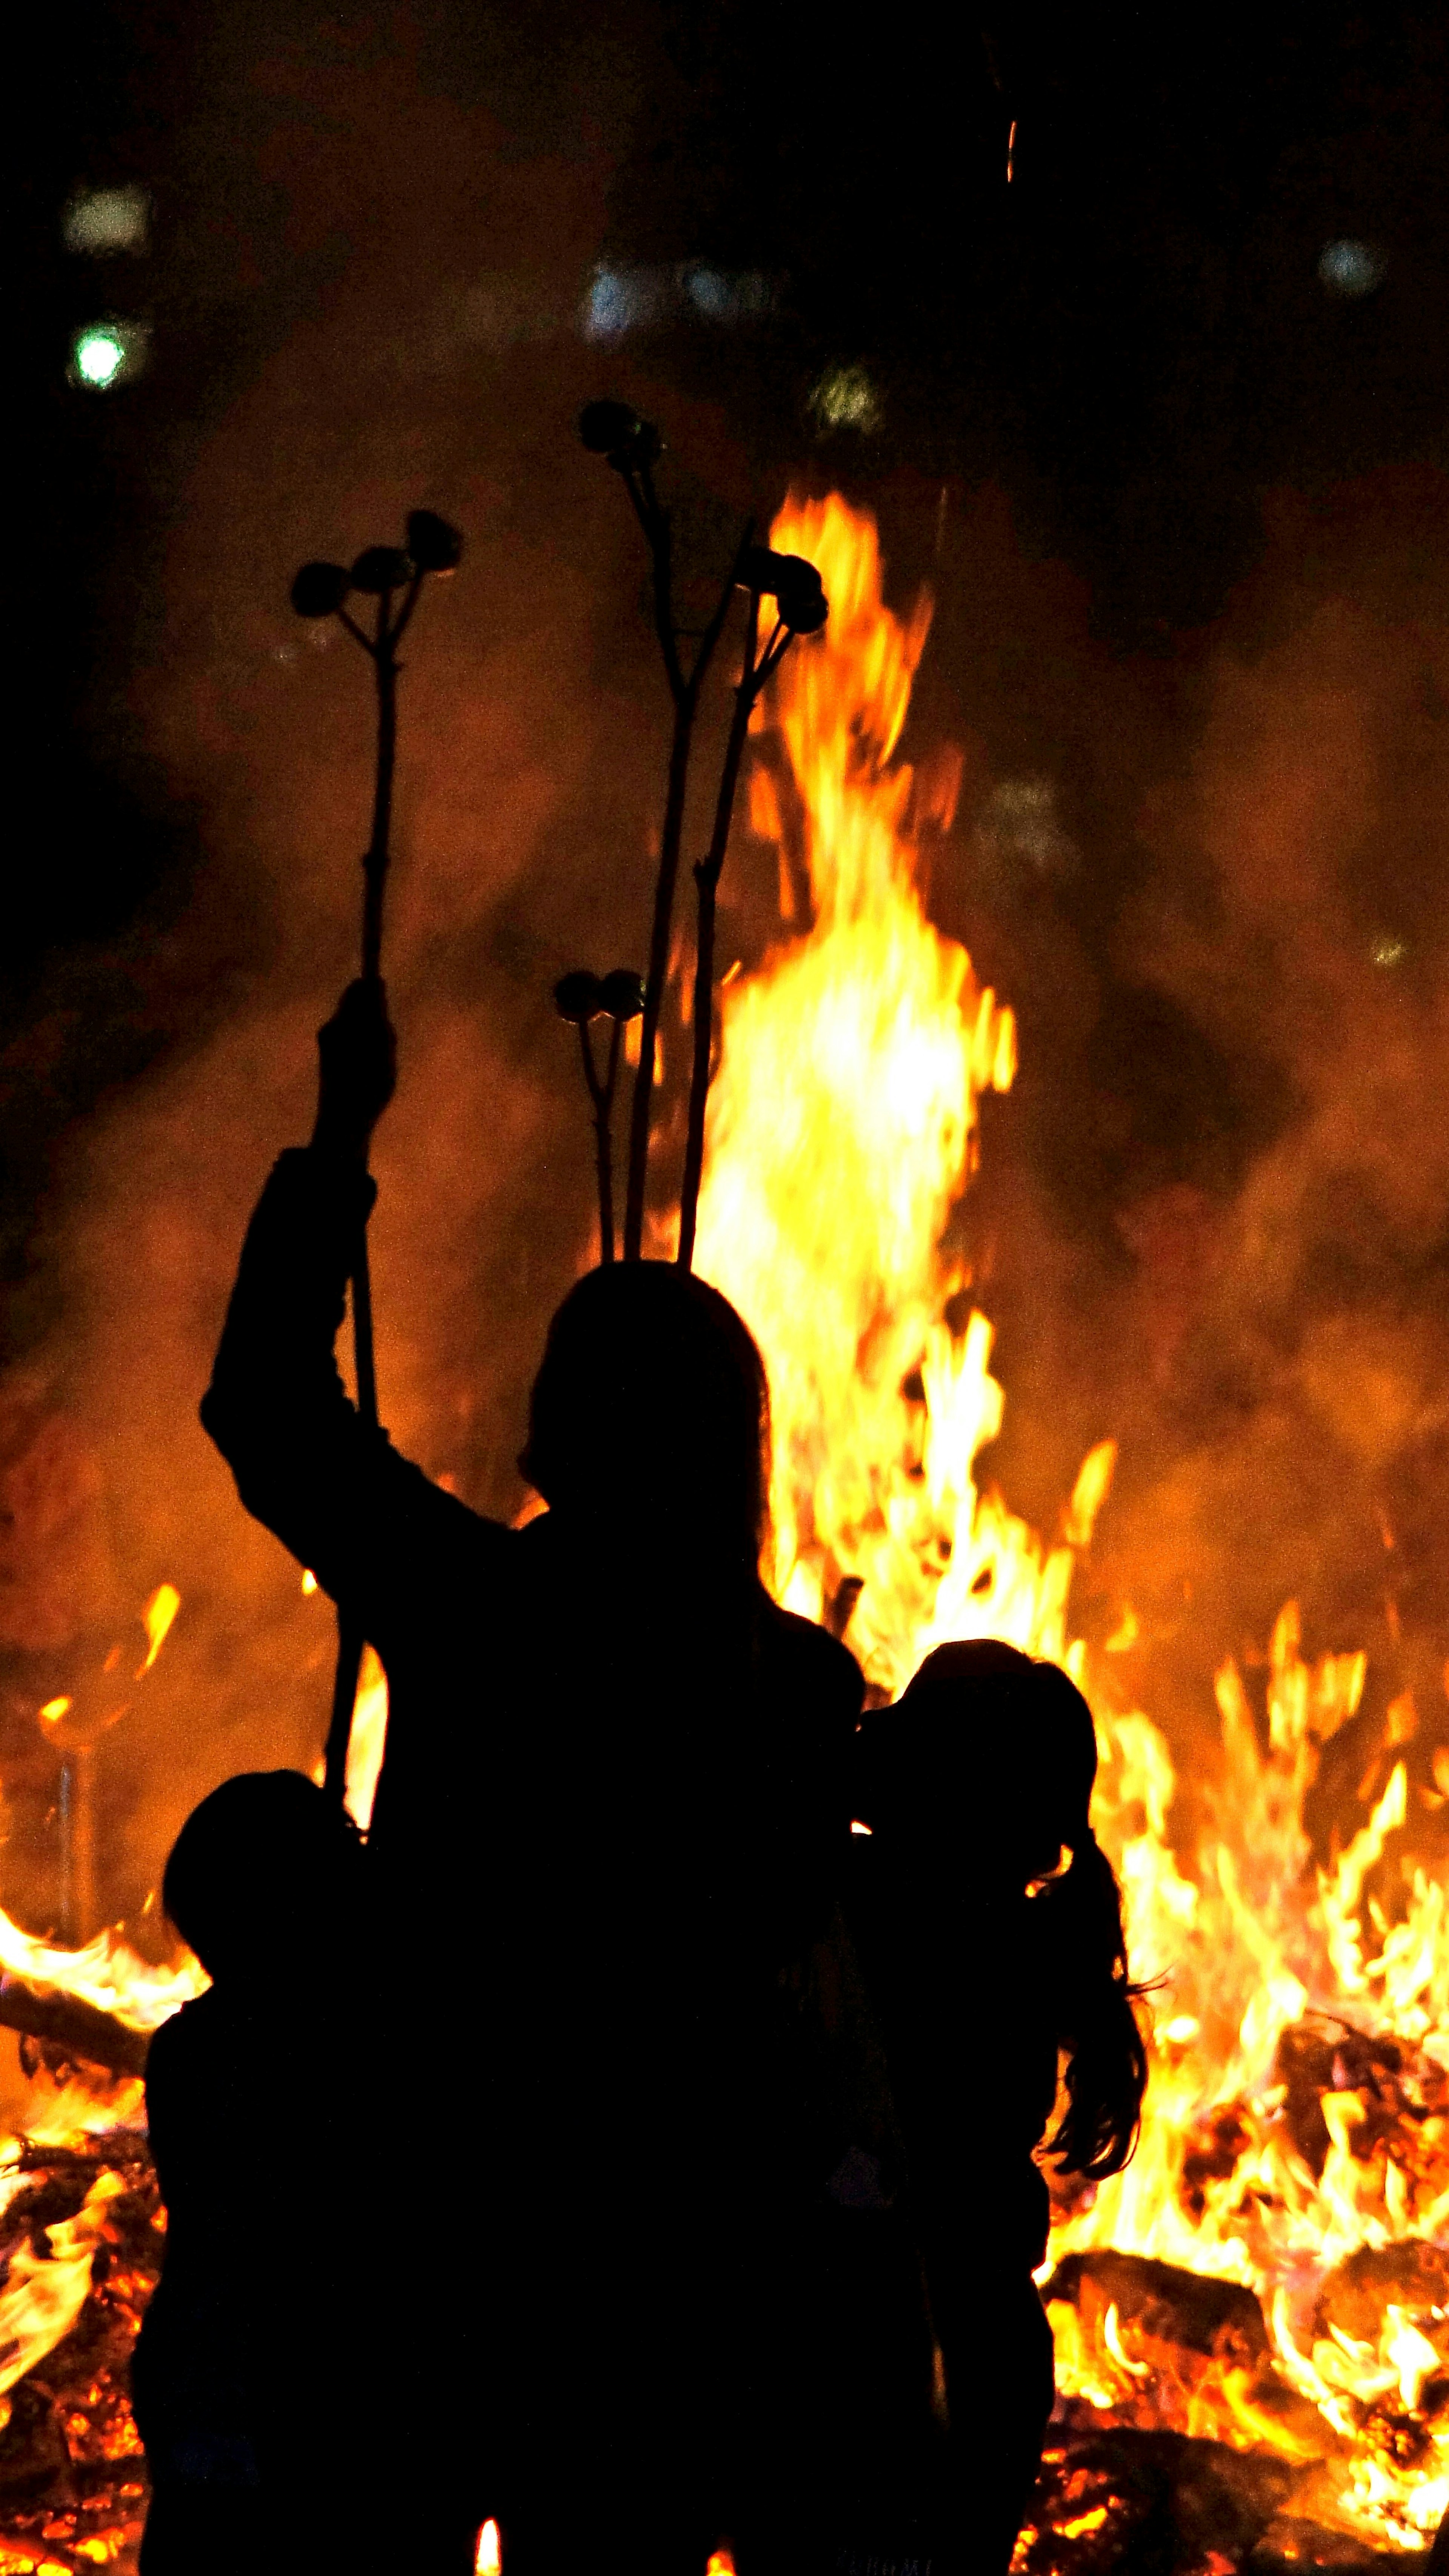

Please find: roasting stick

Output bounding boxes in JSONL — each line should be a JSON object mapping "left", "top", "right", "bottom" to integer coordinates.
{"left": 289, "top": 514, "right": 462, "bottom": 1810}
{"left": 324, "top": 578, "right": 400, "bottom": 1807}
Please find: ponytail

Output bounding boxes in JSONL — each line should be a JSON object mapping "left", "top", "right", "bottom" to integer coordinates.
{"left": 1035, "top": 1829, "right": 1148, "bottom": 2180}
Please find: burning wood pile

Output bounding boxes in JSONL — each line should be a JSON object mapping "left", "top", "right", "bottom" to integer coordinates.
{"left": 0, "top": 494, "right": 1439, "bottom": 2571}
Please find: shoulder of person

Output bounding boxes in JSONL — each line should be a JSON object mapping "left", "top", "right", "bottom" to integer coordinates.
{"left": 760, "top": 1597, "right": 864, "bottom": 1724}
{"left": 144, "top": 1989, "right": 232, "bottom": 2132}
{"left": 147, "top": 1986, "right": 222, "bottom": 2064}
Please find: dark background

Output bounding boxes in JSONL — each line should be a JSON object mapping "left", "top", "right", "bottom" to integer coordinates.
{"left": 8, "top": 0, "right": 1449, "bottom": 1922}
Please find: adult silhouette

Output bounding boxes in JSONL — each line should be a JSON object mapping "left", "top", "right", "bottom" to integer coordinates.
{"left": 201, "top": 980, "right": 865, "bottom": 2571}
{"left": 846, "top": 1641, "right": 1148, "bottom": 2574}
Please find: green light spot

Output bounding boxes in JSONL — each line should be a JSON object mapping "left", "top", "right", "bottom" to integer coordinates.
{"left": 74, "top": 329, "right": 126, "bottom": 387}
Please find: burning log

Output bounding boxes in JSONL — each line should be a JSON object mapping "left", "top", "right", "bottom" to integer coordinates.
{"left": 1315, "top": 2240, "right": 1449, "bottom": 2353}
{"left": 1273, "top": 2011, "right": 1446, "bottom": 2179}
{"left": 0, "top": 1976, "right": 150, "bottom": 2080}
{"left": 1043, "top": 2250, "right": 1336, "bottom": 2464}
{"left": 1016, "top": 2424, "right": 1300, "bottom": 2573}
{"left": 1048, "top": 2247, "right": 1272, "bottom": 2370}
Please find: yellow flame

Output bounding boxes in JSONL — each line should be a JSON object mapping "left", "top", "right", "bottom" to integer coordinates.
{"left": 1064, "top": 1440, "right": 1117, "bottom": 1548}
{"left": 689, "top": 494, "right": 1449, "bottom": 2549}
{"left": 137, "top": 1583, "right": 180, "bottom": 1675}
{"left": 695, "top": 495, "right": 1067, "bottom": 1697}
{"left": 475, "top": 2520, "right": 502, "bottom": 2576}
{"left": 0, "top": 2170, "right": 126, "bottom": 2397}
{"left": 0, "top": 1912, "right": 205, "bottom": 2034}
{"left": 308, "top": 1643, "right": 388, "bottom": 1832}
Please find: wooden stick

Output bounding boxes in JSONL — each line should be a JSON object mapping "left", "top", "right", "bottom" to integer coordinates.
{"left": 323, "top": 588, "right": 406, "bottom": 1809}
{"left": 677, "top": 606, "right": 795, "bottom": 1271}
{"left": 578, "top": 1017, "right": 623, "bottom": 1263}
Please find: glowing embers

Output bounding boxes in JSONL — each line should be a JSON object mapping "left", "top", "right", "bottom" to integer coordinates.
{"left": 0, "top": 2125, "right": 159, "bottom": 2571}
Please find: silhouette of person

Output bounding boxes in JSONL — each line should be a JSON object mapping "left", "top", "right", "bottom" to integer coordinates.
{"left": 200, "top": 980, "right": 866, "bottom": 2572}
{"left": 133, "top": 1770, "right": 390, "bottom": 2575}
{"left": 844, "top": 1641, "right": 1148, "bottom": 2576}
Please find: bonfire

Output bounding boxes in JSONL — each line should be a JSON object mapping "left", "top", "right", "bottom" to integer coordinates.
{"left": 0, "top": 495, "right": 1441, "bottom": 2572}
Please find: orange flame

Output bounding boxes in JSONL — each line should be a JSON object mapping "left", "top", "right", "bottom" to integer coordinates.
{"left": 693, "top": 495, "right": 1449, "bottom": 2550}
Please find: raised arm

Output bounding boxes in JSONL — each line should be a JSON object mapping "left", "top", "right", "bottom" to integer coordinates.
{"left": 201, "top": 983, "right": 496, "bottom": 1653}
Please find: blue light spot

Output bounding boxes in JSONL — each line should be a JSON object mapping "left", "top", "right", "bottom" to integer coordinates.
{"left": 584, "top": 269, "right": 635, "bottom": 341}
{"left": 684, "top": 265, "right": 731, "bottom": 318}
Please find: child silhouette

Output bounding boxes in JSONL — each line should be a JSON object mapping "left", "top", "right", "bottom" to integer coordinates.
{"left": 132, "top": 1771, "right": 383, "bottom": 2574}
{"left": 846, "top": 1640, "right": 1148, "bottom": 2576}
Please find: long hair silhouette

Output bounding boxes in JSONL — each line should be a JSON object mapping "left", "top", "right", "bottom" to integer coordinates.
{"left": 891, "top": 1639, "right": 1147, "bottom": 2178}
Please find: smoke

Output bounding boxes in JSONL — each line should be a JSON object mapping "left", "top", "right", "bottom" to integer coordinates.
{"left": 1106, "top": 481, "right": 1449, "bottom": 1800}
{"left": 7, "top": 0, "right": 773, "bottom": 1923}
{"left": 14, "top": 2, "right": 1449, "bottom": 1928}
{"left": 915, "top": 467, "right": 1449, "bottom": 1849}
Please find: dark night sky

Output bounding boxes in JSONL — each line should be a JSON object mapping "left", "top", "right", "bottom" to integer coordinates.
{"left": 9, "top": 1, "right": 1449, "bottom": 1901}
{"left": 17, "top": 3, "right": 1449, "bottom": 1059}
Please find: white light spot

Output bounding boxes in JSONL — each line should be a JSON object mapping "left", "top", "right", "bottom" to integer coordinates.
{"left": 1372, "top": 933, "right": 1407, "bottom": 968}
{"left": 75, "top": 331, "right": 124, "bottom": 386}
{"left": 1318, "top": 238, "right": 1384, "bottom": 298}
{"left": 63, "top": 185, "right": 150, "bottom": 257}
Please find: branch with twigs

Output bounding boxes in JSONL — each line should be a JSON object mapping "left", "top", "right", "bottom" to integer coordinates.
{"left": 577, "top": 407, "right": 828, "bottom": 1268}
{"left": 552, "top": 968, "right": 645, "bottom": 1262}
{"left": 578, "top": 405, "right": 752, "bottom": 1258}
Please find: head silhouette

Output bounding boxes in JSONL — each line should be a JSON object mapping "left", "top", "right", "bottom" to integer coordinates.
{"left": 520, "top": 1261, "right": 770, "bottom": 1566}
{"left": 898, "top": 1639, "right": 1097, "bottom": 1884}
{"left": 163, "top": 1770, "right": 365, "bottom": 1988}
{"left": 890, "top": 1640, "right": 1145, "bottom": 2177}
